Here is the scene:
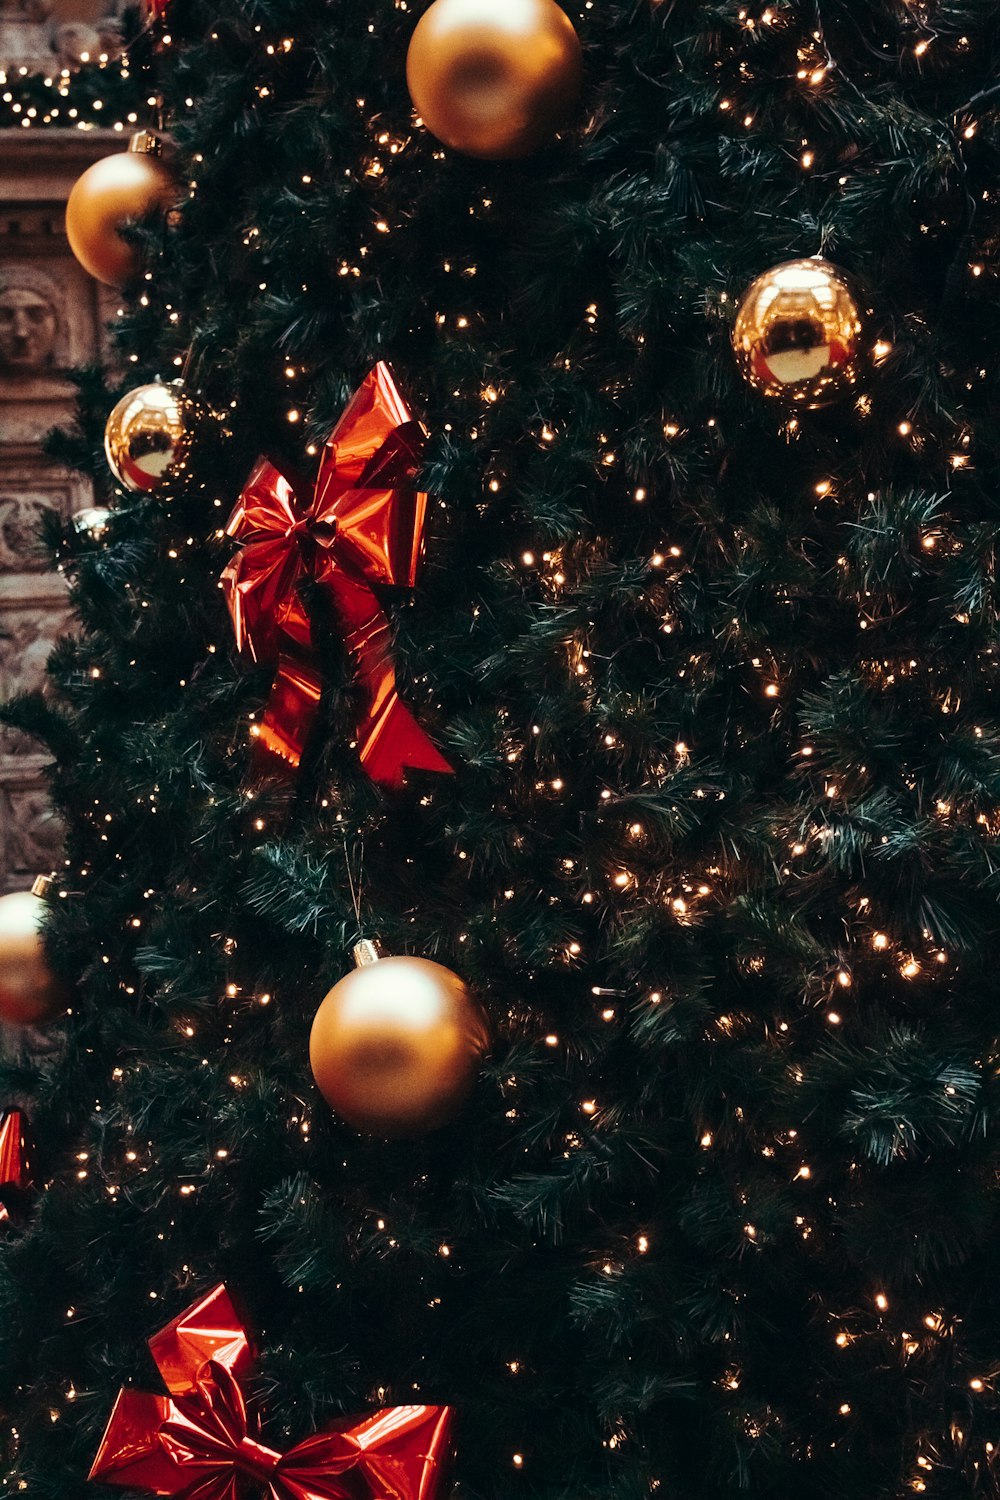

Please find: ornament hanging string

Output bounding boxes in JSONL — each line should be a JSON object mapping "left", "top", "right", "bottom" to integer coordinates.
{"left": 343, "top": 837, "right": 365, "bottom": 941}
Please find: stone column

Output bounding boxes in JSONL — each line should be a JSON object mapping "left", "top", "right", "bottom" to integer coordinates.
{"left": 0, "top": 129, "right": 119, "bottom": 890}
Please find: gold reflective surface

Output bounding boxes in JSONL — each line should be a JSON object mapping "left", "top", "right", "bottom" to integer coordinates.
{"left": 104, "top": 381, "right": 190, "bottom": 493}
{"left": 732, "top": 258, "right": 864, "bottom": 407}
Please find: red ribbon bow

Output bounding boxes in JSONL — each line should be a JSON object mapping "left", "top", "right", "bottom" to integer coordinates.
{"left": 0, "top": 1109, "right": 34, "bottom": 1226}
{"left": 89, "top": 1284, "right": 455, "bottom": 1500}
{"left": 221, "top": 363, "right": 452, "bottom": 791}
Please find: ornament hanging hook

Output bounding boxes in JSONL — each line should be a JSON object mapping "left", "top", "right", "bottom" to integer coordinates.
{"left": 341, "top": 834, "right": 365, "bottom": 940}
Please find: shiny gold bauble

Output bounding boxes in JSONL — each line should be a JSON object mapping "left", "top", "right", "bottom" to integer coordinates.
{"left": 0, "top": 880, "right": 70, "bottom": 1029}
{"left": 406, "top": 0, "right": 583, "bottom": 160}
{"left": 104, "top": 380, "right": 193, "bottom": 494}
{"left": 732, "top": 257, "right": 865, "bottom": 407}
{"left": 72, "top": 505, "right": 114, "bottom": 539}
{"left": 66, "top": 131, "right": 176, "bottom": 287}
{"left": 309, "top": 942, "right": 490, "bottom": 1137}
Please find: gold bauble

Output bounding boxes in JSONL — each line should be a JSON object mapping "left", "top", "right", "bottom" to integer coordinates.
{"left": 66, "top": 131, "right": 176, "bottom": 287}
{"left": 0, "top": 880, "right": 70, "bottom": 1029}
{"left": 73, "top": 505, "right": 114, "bottom": 539}
{"left": 732, "top": 257, "right": 865, "bottom": 407}
{"left": 309, "top": 942, "right": 490, "bottom": 1137}
{"left": 104, "top": 380, "right": 193, "bottom": 494}
{"left": 406, "top": 0, "right": 583, "bottom": 160}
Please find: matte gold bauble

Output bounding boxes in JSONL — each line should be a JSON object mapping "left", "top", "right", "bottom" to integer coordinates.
{"left": 0, "top": 879, "right": 70, "bottom": 1029}
{"left": 309, "top": 941, "right": 490, "bottom": 1137}
{"left": 66, "top": 131, "right": 176, "bottom": 287}
{"left": 104, "top": 380, "right": 193, "bottom": 493}
{"left": 406, "top": 0, "right": 583, "bottom": 160}
{"left": 732, "top": 257, "right": 865, "bottom": 407}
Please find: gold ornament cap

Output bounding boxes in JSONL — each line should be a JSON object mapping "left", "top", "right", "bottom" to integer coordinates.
{"left": 128, "top": 130, "right": 163, "bottom": 157}
{"left": 352, "top": 938, "right": 383, "bottom": 969}
{"left": 30, "top": 875, "right": 55, "bottom": 900}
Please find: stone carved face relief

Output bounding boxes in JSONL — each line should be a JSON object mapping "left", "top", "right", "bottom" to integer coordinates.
{"left": 0, "top": 493, "right": 51, "bottom": 572}
{"left": 0, "top": 286, "right": 59, "bottom": 373}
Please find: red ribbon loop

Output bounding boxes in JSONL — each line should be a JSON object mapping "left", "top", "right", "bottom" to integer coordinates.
{"left": 221, "top": 363, "right": 453, "bottom": 791}
{"left": 89, "top": 1284, "right": 455, "bottom": 1500}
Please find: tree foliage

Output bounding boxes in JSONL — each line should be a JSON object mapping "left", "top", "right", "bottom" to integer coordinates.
{"left": 3, "top": 3, "right": 1000, "bottom": 1499}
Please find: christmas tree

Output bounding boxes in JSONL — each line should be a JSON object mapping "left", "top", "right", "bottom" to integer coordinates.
{"left": 3, "top": 2, "right": 1000, "bottom": 1499}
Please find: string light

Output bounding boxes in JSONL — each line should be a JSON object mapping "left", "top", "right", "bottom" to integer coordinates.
{"left": 6, "top": 12, "right": 997, "bottom": 1497}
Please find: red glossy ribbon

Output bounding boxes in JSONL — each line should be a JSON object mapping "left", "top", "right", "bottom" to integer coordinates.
{"left": 0, "top": 1109, "right": 33, "bottom": 1223}
{"left": 90, "top": 1284, "right": 455, "bottom": 1500}
{"left": 221, "top": 363, "right": 452, "bottom": 791}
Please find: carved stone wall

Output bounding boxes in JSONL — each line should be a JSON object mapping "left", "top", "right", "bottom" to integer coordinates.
{"left": 0, "top": 129, "right": 118, "bottom": 889}
{"left": 1, "top": 0, "right": 125, "bottom": 79}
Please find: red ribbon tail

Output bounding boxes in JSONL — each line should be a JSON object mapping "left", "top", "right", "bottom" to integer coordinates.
{"left": 359, "top": 692, "right": 453, "bottom": 791}
{"left": 329, "top": 573, "right": 452, "bottom": 791}
{"left": 253, "top": 653, "right": 323, "bottom": 774}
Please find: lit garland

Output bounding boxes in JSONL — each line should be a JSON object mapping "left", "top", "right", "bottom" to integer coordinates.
{"left": 0, "top": 51, "right": 146, "bottom": 131}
